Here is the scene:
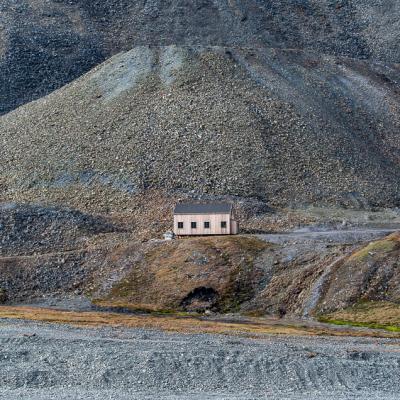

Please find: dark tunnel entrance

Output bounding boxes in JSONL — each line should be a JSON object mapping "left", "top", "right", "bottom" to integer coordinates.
{"left": 180, "top": 287, "right": 219, "bottom": 312}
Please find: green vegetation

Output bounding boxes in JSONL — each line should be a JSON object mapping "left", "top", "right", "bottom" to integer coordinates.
{"left": 319, "top": 301, "right": 400, "bottom": 333}
{"left": 97, "top": 235, "right": 269, "bottom": 313}
{"left": 318, "top": 317, "right": 400, "bottom": 333}
{"left": 349, "top": 233, "right": 400, "bottom": 262}
{"left": 92, "top": 300, "right": 198, "bottom": 316}
{"left": 1, "top": 305, "right": 399, "bottom": 338}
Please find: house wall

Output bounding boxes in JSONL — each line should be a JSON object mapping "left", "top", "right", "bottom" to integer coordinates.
{"left": 230, "top": 219, "right": 239, "bottom": 235}
{"left": 174, "top": 213, "right": 232, "bottom": 236}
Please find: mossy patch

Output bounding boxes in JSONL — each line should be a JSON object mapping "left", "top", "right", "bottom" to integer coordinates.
{"left": 99, "top": 235, "right": 269, "bottom": 313}
{"left": 318, "top": 317, "right": 400, "bottom": 333}
{"left": 318, "top": 301, "right": 400, "bottom": 332}
{"left": 349, "top": 234, "right": 400, "bottom": 262}
{"left": 1, "top": 305, "right": 399, "bottom": 338}
{"left": 91, "top": 300, "right": 197, "bottom": 316}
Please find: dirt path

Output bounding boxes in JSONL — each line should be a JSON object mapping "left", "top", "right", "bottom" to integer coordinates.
{"left": 257, "top": 228, "right": 399, "bottom": 245}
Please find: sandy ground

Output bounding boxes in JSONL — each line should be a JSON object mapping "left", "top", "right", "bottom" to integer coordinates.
{"left": 0, "top": 319, "right": 399, "bottom": 400}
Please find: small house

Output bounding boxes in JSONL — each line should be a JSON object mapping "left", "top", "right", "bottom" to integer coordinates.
{"left": 173, "top": 202, "right": 239, "bottom": 236}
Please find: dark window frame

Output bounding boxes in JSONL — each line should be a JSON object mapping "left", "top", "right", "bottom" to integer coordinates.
{"left": 178, "top": 222, "right": 184, "bottom": 229}
{"left": 191, "top": 221, "right": 197, "bottom": 229}
{"left": 204, "top": 221, "right": 210, "bottom": 229}
{"left": 221, "top": 221, "right": 227, "bottom": 229}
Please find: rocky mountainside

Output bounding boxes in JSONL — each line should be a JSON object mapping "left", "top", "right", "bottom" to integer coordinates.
{"left": 1, "top": 45, "right": 400, "bottom": 209}
{"left": 1, "top": 1, "right": 400, "bottom": 327}
{"left": 1, "top": 0, "right": 400, "bottom": 115}
{"left": 96, "top": 232, "right": 400, "bottom": 317}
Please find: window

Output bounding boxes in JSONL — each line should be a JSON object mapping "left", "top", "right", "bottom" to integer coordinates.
{"left": 204, "top": 221, "right": 210, "bottom": 229}
{"left": 221, "top": 221, "right": 227, "bottom": 229}
{"left": 191, "top": 222, "right": 197, "bottom": 229}
{"left": 178, "top": 222, "right": 184, "bottom": 229}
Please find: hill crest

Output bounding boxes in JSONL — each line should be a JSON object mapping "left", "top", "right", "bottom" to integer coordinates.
{"left": 1, "top": 45, "right": 400, "bottom": 210}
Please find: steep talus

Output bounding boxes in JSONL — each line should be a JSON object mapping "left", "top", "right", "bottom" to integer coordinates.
{"left": 1, "top": 46, "right": 400, "bottom": 208}
{"left": 1, "top": 0, "right": 400, "bottom": 114}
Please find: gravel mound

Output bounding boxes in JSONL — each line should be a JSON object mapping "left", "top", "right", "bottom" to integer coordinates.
{"left": 0, "top": 320, "right": 399, "bottom": 399}
{"left": 1, "top": 46, "right": 400, "bottom": 209}
{"left": 0, "top": 203, "right": 118, "bottom": 256}
{"left": 1, "top": 1, "right": 400, "bottom": 115}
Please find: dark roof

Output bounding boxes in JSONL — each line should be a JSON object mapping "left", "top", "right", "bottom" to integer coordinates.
{"left": 174, "top": 203, "right": 233, "bottom": 215}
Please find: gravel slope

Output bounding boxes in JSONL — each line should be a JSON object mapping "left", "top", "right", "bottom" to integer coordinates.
{"left": 0, "top": 203, "right": 119, "bottom": 256}
{"left": 2, "top": 0, "right": 400, "bottom": 115}
{"left": 1, "top": 202, "right": 399, "bottom": 316}
{"left": 1, "top": 46, "right": 400, "bottom": 209}
{"left": 0, "top": 319, "right": 399, "bottom": 399}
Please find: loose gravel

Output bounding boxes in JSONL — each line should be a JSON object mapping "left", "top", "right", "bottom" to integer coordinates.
{"left": 2, "top": 46, "right": 400, "bottom": 210}
{"left": 0, "top": 319, "right": 399, "bottom": 399}
{"left": 2, "top": 0, "right": 400, "bottom": 115}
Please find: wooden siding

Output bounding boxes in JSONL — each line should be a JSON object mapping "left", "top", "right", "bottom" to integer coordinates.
{"left": 230, "top": 219, "right": 239, "bottom": 235}
{"left": 174, "top": 213, "right": 232, "bottom": 236}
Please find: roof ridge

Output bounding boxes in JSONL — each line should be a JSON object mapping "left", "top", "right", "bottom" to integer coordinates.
{"left": 174, "top": 202, "right": 233, "bottom": 215}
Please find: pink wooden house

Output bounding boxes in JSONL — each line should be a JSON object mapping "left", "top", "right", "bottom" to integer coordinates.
{"left": 173, "top": 203, "right": 239, "bottom": 236}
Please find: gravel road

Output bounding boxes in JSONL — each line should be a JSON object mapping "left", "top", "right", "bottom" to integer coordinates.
{"left": 257, "top": 228, "right": 400, "bottom": 246}
{"left": 0, "top": 319, "right": 399, "bottom": 399}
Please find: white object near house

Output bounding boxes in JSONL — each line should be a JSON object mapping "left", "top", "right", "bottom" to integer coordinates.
{"left": 163, "top": 231, "right": 175, "bottom": 241}
{"left": 173, "top": 203, "right": 239, "bottom": 236}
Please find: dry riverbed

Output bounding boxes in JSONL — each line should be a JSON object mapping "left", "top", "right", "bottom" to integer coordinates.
{"left": 0, "top": 317, "right": 400, "bottom": 400}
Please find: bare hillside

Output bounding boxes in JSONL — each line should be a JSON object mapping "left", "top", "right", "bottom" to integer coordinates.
{"left": 1, "top": 0, "right": 400, "bottom": 114}
{"left": 1, "top": 204, "right": 400, "bottom": 322}
{"left": 1, "top": 46, "right": 400, "bottom": 208}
